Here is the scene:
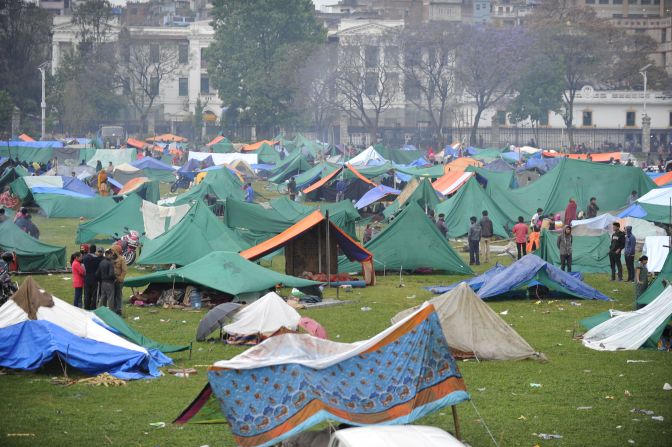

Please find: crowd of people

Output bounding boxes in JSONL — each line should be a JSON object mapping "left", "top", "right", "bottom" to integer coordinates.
{"left": 71, "top": 243, "right": 127, "bottom": 316}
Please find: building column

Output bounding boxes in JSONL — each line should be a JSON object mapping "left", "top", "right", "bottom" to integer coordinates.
{"left": 642, "top": 115, "right": 651, "bottom": 153}
{"left": 490, "top": 115, "right": 500, "bottom": 148}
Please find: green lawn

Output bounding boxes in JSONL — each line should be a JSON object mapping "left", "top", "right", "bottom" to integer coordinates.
{"left": 1, "top": 214, "right": 670, "bottom": 447}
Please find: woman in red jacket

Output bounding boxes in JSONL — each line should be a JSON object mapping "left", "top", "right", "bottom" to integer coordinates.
{"left": 71, "top": 252, "right": 86, "bottom": 308}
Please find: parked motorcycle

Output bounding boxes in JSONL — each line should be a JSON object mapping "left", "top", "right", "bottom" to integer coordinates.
{"left": 0, "top": 253, "right": 18, "bottom": 306}
{"left": 112, "top": 227, "right": 142, "bottom": 265}
{"left": 170, "top": 174, "right": 191, "bottom": 193}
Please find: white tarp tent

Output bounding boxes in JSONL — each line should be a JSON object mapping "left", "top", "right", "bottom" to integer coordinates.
{"left": 637, "top": 188, "right": 672, "bottom": 206}
{"left": 223, "top": 291, "right": 300, "bottom": 337}
{"left": 347, "top": 146, "right": 387, "bottom": 166}
{"left": 391, "top": 282, "right": 543, "bottom": 361}
{"left": 187, "top": 151, "right": 258, "bottom": 166}
{"left": 86, "top": 148, "right": 136, "bottom": 168}
{"left": 643, "top": 236, "right": 671, "bottom": 273}
{"left": 141, "top": 200, "right": 191, "bottom": 239}
{"left": 583, "top": 286, "right": 672, "bottom": 351}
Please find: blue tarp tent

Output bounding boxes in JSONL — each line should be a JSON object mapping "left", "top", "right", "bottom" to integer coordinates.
{"left": 355, "top": 185, "right": 400, "bottom": 209}
{"left": 131, "top": 157, "right": 175, "bottom": 171}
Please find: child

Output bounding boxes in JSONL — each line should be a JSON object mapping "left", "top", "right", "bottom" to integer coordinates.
{"left": 635, "top": 255, "right": 650, "bottom": 306}
{"left": 71, "top": 252, "right": 85, "bottom": 308}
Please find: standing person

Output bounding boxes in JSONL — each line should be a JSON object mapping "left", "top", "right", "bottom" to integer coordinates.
{"left": 564, "top": 198, "right": 577, "bottom": 225}
{"left": 82, "top": 245, "right": 103, "bottom": 310}
{"left": 287, "top": 177, "right": 297, "bottom": 201}
{"left": 363, "top": 224, "right": 373, "bottom": 244}
{"left": 531, "top": 208, "right": 543, "bottom": 230}
{"left": 335, "top": 178, "right": 346, "bottom": 202}
{"left": 244, "top": 183, "right": 254, "bottom": 203}
{"left": 98, "top": 169, "right": 109, "bottom": 196}
{"left": 624, "top": 225, "right": 636, "bottom": 282}
{"left": 0, "top": 208, "right": 5, "bottom": 223}
{"left": 480, "top": 210, "right": 493, "bottom": 263}
{"left": 106, "top": 161, "right": 114, "bottom": 177}
{"left": 95, "top": 160, "right": 103, "bottom": 172}
{"left": 13, "top": 207, "right": 27, "bottom": 223}
{"left": 467, "top": 216, "right": 481, "bottom": 266}
{"left": 70, "top": 252, "right": 85, "bottom": 308}
{"left": 96, "top": 249, "right": 116, "bottom": 308}
{"left": 609, "top": 222, "right": 626, "bottom": 281}
{"left": 627, "top": 190, "right": 638, "bottom": 205}
{"left": 23, "top": 215, "right": 39, "bottom": 239}
{"left": 635, "top": 255, "right": 650, "bottom": 304}
{"left": 513, "top": 216, "right": 528, "bottom": 260}
{"left": 587, "top": 197, "right": 599, "bottom": 218}
{"left": 435, "top": 213, "right": 448, "bottom": 238}
{"left": 556, "top": 225, "right": 573, "bottom": 272}
{"left": 110, "top": 245, "right": 127, "bottom": 316}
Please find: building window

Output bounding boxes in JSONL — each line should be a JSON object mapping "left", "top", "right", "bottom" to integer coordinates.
{"left": 178, "top": 42, "right": 189, "bottom": 64}
{"left": 613, "top": 0, "right": 623, "bottom": 3}
{"left": 200, "top": 48, "right": 207, "bottom": 69}
{"left": 178, "top": 78, "right": 188, "bottom": 96}
{"left": 150, "top": 43, "right": 160, "bottom": 63}
{"left": 669, "top": 111, "right": 672, "bottom": 127}
{"left": 150, "top": 77, "right": 159, "bottom": 96}
{"left": 628, "top": 0, "right": 637, "bottom": 4}
{"left": 385, "top": 46, "right": 399, "bottom": 66}
{"left": 365, "top": 73, "right": 378, "bottom": 95}
{"left": 626, "top": 111, "right": 636, "bottom": 127}
{"left": 386, "top": 73, "right": 399, "bottom": 91}
{"left": 200, "top": 76, "right": 209, "bottom": 94}
{"left": 585, "top": 0, "right": 595, "bottom": 3}
{"left": 404, "top": 78, "right": 420, "bottom": 101}
{"left": 640, "top": 0, "right": 650, "bottom": 4}
{"left": 599, "top": 0, "right": 609, "bottom": 4}
{"left": 365, "top": 46, "right": 379, "bottom": 68}
{"left": 582, "top": 111, "right": 592, "bottom": 126}
{"left": 497, "top": 110, "right": 507, "bottom": 126}
{"left": 539, "top": 112, "right": 549, "bottom": 126}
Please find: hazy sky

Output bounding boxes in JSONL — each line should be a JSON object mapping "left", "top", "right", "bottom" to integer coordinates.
{"left": 108, "top": 0, "right": 333, "bottom": 10}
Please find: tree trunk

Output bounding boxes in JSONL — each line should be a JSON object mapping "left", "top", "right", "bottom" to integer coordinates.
{"left": 469, "top": 107, "right": 484, "bottom": 147}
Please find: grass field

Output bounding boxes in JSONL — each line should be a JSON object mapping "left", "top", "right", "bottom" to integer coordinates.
{"left": 1, "top": 212, "right": 670, "bottom": 447}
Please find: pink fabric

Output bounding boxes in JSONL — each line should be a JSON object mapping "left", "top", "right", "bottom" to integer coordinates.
{"left": 298, "top": 317, "right": 328, "bottom": 339}
{"left": 72, "top": 259, "right": 85, "bottom": 288}
{"left": 513, "top": 223, "right": 528, "bottom": 244}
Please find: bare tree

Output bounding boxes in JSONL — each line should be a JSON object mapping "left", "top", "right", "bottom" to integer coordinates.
{"left": 455, "top": 24, "right": 529, "bottom": 146}
{"left": 397, "top": 24, "right": 458, "bottom": 147}
{"left": 72, "top": 0, "right": 114, "bottom": 48}
{"left": 118, "top": 34, "right": 179, "bottom": 134}
{"left": 294, "top": 45, "right": 338, "bottom": 141}
{"left": 333, "top": 39, "right": 400, "bottom": 144}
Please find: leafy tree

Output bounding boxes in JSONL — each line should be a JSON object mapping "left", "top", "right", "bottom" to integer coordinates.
{"left": 73, "top": 0, "right": 114, "bottom": 50}
{"left": 0, "top": 0, "right": 52, "bottom": 117}
{"left": 455, "top": 24, "right": 529, "bottom": 146}
{"left": 0, "top": 90, "right": 14, "bottom": 134}
{"left": 508, "top": 44, "right": 565, "bottom": 146}
{"left": 207, "top": 0, "right": 326, "bottom": 137}
{"left": 397, "top": 23, "right": 459, "bottom": 146}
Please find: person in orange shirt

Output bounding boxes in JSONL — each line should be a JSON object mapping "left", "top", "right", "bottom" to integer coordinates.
{"left": 512, "top": 216, "right": 529, "bottom": 260}
{"left": 98, "top": 169, "right": 109, "bottom": 196}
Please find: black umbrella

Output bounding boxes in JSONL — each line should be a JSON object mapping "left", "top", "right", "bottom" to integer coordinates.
{"left": 196, "top": 303, "right": 242, "bottom": 341}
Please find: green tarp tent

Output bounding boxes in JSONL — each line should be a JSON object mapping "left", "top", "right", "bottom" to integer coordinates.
{"left": 394, "top": 164, "right": 445, "bottom": 179}
{"left": 0, "top": 220, "right": 66, "bottom": 271}
{"left": 138, "top": 201, "right": 247, "bottom": 266}
{"left": 268, "top": 151, "right": 312, "bottom": 183}
{"left": 209, "top": 137, "right": 235, "bottom": 153}
{"left": 466, "top": 166, "right": 516, "bottom": 193}
{"left": 293, "top": 162, "right": 339, "bottom": 188}
{"left": 168, "top": 167, "right": 244, "bottom": 206}
{"left": 34, "top": 194, "right": 118, "bottom": 218}
{"left": 384, "top": 177, "right": 442, "bottom": 218}
{"left": 93, "top": 306, "right": 190, "bottom": 353}
{"left": 374, "top": 144, "right": 422, "bottom": 165}
{"left": 0, "top": 166, "right": 29, "bottom": 190}
{"left": 536, "top": 229, "right": 611, "bottom": 273}
{"left": 114, "top": 168, "right": 175, "bottom": 184}
{"left": 434, "top": 177, "right": 511, "bottom": 239}
{"left": 126, "top": 251, "right": 321, "bottom": 296}
{"left": 489, "top": 158, "right": 656, "bottom": 221}
{"left": 0, "top": 146, "right": 54, "bottom": 164}
{"left": 76, "top": 194, "right": 144, "bottom": 244}
{"left": 339, "top": 202, "right": 472, "bottom": 274}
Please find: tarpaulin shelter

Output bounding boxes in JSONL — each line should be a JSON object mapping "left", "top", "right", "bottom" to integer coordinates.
{"left": 242, "top": 140, "right": 278, "bottom": 152}
{"left": 241, "top": 210, "right": 375, "bottom": 285}
{"left": 643, "top": 236, "right": 670, "bottom": 273}
{"left": 18, "top": 133, "right": 35, "bottom": 142}
{"left": 536, "top": 229, "right": 611, "bottom": 273}
{"left": 11, "top": 175, "right": 95, "bottom": 201}
{"left": 126, "top": 157, "right": 177, "bottom": 183}
{"left": 434, "top": 177, "right": 511, "bottom": 239}
{"left": 85, "top": 148, "right": 136, "bottom": 168}
{"left": 0, "top": 278, "right": 170, "bottom": 379}
{"left": 188, "top": 150, "right": 258, "bottom": 166}
{"left": 222, "top": 291, "right": 301, "bottom": 342}
{"left": 340, "top": 202, "right": 472, "bottom": 275}
{"left": 175, "top": 304, "right": 469, "bottom": 447}
{"left": 636, "top": 252, "right": 672, "bottom": 307}
{"left": 354, "top": 184, "right": 400, "bottom": 209}
{"left": 617, "top": 187, "right": 672, "bottom": 223}
{"left": 245, "top": 142, "right": 281, "bottom": 165}
{"left": 93, "top": 306, "right": 189, "bottom": 353}
{"left": 483, "top": 159, "right": 515, "bottom": 172}
{"left": 392, "top": 283, "right": 543, "bottom": 361}
{"left": 348, "top": 145, "right": 387, "bottom": 166}
{"left": 0, "top": 220, "right": 66, "bottom": 271}
{"left": 292, "top": 162, "right": 340, "bottom": 189}
{"left": 384, "top": 177, "right": 444, "bottom": 218}
{"left": 207, "top": 136, "right": 235, "bottom": 153}
{"left": 126, "top": 251, "right": 320, "bottom": 297}
{"left": 581, "top": 286, "right": 672, "bottom": 351}
{"left": 476, "top": 254, "right": 611, "bottom": 300}
{"left": 0, "top": 165, "right": 29, "bottom": 190}
{"left": 34, "top": 194, "right": 118, "bottom": 218}
{"left": 489, "top": 158, "right": 656, "bottom": 222}
{"left": 126, "top": 137, "right": 148, "bottom": 150}
{"left": 654, "top": 171, "right": 672, "bottom": 187}
{"left": 267, "top": 151, "right": 312, "bottom": 183}
{"left": 374, "top": 145, "right": 422, "bottom": 165}
{"left": 444, "top": 157, "right": 482, "bottom": 172}
{"left": 432, "top": 171, "right": 474, "bottom": 196}
{"left": 118, "top": 178, "right": 160, "bottom": 203}
{"left": 425, "top": 264, "right": 508, "bottom": 295}
{"left": 466, "top": 166, "right": 516, "bottom": 193}
{"left": 76, "top": 193, "right": 144, "bottom": 243}
{"left": 543, "top": 151, "right": 622, "bottom": 163}
{"left": 146, "top": 133, "right": 187, "bottom": 143}
{"left": 302, "top": 164, "right": 377, "bottom": 202}
{"left": 138, "top": 201, "right": 247, "bottom": 266}
{"left": 140, "top": 200, "right": 191, "bottom": 239}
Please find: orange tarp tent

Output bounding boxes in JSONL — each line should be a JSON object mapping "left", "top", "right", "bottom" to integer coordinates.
{"left": 18, "top": 134, "right": 35, "bottom": 142}
{"left": 240, "top": 211, "right": 375, "bottom": 285}
{"left": 126, "top": 137, "right": 147, "bottom": 149}
{"left": 118, "top": 177, "right": 149, "bottom": 195}
{"left": 654, "top": 171, "right": 672, "bottom": 186}
{"left": 146, "top": 134, "right": 187, "bottom": 143}
{"left": 444, "top": 157, "right": 482, "bottom": 172}
{"left": 432, "top": 171, "right": 474, "bottom": 196}
{"left": 541, "top": 151, "right": 621, "bottom": 163}
{"left": 242, "top": 140, "right": 278, "bottom": 152}
{"left": 207, "top": 135, "right": 225, "bottom": 146}
{"left": 302, "top": 164, "right": 376, "bottom": 195}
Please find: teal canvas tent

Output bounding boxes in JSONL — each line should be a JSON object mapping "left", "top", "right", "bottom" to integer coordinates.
{"left": 0, "top": 220, "right": 66, "bottom": 271}
{"left": 536, "top": 229, "right": 611, "bottom": 273}
{"left": 76, "top": 194, "right": 144, "bottom": 244}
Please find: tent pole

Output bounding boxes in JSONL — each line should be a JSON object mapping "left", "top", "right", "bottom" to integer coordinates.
{"left": 452, "top": 405, "right": 461, "bottom": 440}
{"left": 318, "top": 220, "right": 322, "bottom": 274}
{"left": 326, "top": 211, "right": 331, "bottom": 289}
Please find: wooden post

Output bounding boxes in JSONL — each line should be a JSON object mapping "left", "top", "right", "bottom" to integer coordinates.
{"left": 452, "top": 405, "right": 461, "bottom": 440}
